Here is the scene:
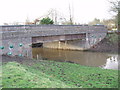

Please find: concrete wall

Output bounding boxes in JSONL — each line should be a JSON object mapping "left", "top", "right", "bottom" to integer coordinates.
{"left": 43, "top": 33, "right": 106, "bottom": 50}
{"left": 32, "top": 34, "right": 86, "bottom": 43}
{"left": 0, "top": 37, "right": 32, "bottom": 57}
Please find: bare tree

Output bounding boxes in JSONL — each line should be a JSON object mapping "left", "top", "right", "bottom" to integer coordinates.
{"left": 34, "top": 9, "right": 67, "bottom": 25}
{"left": 88, "top": 18, "right": 102, "bottom": 25}
{"left": 109, "top": 0, "right": 120, "bottom": 30}
{"left": 69, "top": 3, "right": 74, "bottom": 25}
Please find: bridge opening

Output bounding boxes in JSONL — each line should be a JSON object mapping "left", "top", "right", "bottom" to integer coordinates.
{"left": 32, "top": 43, "right": 43, "bottom": 48}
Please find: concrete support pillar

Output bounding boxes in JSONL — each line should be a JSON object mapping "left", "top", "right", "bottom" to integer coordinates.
{"left": 86, "top": 33, "right": 89, "bottom": 41}
{"left": 85, "top": 33, "right": 89, "bottom": 48}
{"left": 58, "top": 41, "right": 61, "bottom": 49}
{"left": 65, "top": 41, "right": 67, "bottom": 46}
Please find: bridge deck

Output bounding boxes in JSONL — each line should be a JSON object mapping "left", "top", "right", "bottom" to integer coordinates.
{"left": 0, "top": 25, "right": 107, "bottom": 39}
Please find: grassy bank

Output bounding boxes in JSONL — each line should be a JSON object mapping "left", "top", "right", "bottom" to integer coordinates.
{"left": 2, "top": 60, "right": 118, "bottom": 88}
{"left": 106, "top": 33, "right": 118, "bottom": 44}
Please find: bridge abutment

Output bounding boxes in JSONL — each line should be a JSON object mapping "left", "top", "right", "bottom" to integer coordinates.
{"left": 43, "top": 40, "right": 85, "bottom": 50}
{"left": 43, "top": 33, "right": 106, "bottom": 50}
{"left": 0, "top": 37, "right": 32, "bottom": 58}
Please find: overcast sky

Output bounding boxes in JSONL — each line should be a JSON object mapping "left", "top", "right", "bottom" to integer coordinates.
{"left": 0, "top": 0, "right": 116, "bottom": 25}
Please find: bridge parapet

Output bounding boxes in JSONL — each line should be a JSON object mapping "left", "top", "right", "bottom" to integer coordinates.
{"left": 1, "top": 25, "right": 107, "bottom": 38}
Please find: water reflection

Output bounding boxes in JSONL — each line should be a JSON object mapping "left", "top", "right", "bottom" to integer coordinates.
{"left": 102, "top": 55, "right": 118, "bottom": 70}
{"left": 32, "top": 48, "right": 118, "bottom": 70}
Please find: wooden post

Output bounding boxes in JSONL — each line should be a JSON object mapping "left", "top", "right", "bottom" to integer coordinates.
{"left": 37, "top": 54, "right": 39, "bottom": 60}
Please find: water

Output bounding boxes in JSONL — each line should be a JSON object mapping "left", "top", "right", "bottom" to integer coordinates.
{"left": 32, "top": 48, "right": 119, "bottom": 70}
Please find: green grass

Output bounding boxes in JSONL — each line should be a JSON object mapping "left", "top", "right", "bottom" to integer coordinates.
{"left": 2, "top": 60, "right": 118, "bottom": 88}
{"left": 106, "top": 33, "right": 118, "bottom": 44}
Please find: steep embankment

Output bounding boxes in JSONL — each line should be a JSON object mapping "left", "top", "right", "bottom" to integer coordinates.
{"left": 89, "top": 33, "right": 119, "bottom": 53}
{"left": 2, "top": 60, "right": 118, "bottom": 88}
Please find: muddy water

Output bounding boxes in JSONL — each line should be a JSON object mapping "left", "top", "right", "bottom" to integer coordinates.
{"left": 32, "top": 48, "right": 119, "bottom": 70}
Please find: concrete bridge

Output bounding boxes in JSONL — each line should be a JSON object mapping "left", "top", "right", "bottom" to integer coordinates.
{"left": 0, "top": 25, "right": 107, "bottom": 57}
